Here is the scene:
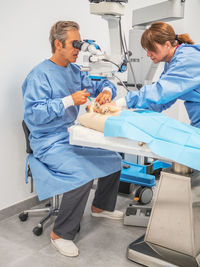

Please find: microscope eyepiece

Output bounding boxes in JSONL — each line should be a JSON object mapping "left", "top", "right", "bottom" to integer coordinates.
{"left": 72, "top": 40, "right": 83, "bottom": 50}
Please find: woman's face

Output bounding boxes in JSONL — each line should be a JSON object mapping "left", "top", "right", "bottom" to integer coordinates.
{"left": 146, "top": 41, "right": 174, "bottom": 63}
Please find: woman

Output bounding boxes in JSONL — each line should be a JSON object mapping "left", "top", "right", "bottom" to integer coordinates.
{"left": 101, "top": 22, "right": 200, "bottom": 128}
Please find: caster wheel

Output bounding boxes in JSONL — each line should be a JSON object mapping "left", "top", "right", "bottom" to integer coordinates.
{"left": 19, "top": 212, "right": 28, "bottom": 221}
{"left": 33, "top": 226, "right": 43, "bottom": 236}
{"left": 135, "top": 186, "right": 153, "bottom": 205}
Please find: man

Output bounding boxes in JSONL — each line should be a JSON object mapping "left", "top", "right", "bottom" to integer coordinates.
{"left": 22, "top": 21, "right": 123, "bottom": 257}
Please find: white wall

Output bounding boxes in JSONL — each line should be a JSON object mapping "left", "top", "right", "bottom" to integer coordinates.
{"left": 0, "top": 0, "right": 199, "bottom": 210}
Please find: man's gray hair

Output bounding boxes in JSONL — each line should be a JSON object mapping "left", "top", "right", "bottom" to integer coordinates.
{"left": 49, "top": 21, "right": 80, "bottom": 53}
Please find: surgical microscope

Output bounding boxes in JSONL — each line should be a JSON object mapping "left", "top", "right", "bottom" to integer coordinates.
{"left": 75, "top": 1, "right": 200, "bottom": 266}
{"left": 73, "top": 0, "right": 129, "bottom": 83}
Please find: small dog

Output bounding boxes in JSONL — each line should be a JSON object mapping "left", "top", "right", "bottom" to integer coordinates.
{"left": 86, "top": 102, "right": 121, "bottom": 114}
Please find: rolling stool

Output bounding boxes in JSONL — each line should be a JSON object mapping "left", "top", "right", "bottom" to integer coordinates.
{"left": 19, "top": 121, "right": 60, "bottom": 236}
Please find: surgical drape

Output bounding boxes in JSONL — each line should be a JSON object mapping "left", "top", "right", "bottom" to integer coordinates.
{"left": 104, "top": 109, "right": 200, "bottom": 171}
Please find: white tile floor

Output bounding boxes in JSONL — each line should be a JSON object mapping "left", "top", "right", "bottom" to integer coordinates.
{"left": 0, "top": 190, "right": 145, "bottom": 267}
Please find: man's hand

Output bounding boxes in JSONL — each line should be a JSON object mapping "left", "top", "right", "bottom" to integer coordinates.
{"left": 95, "top": 90, "right": 112, "bottom": 105}
{"left": 72, "top": 89, "right": 90, "bottom": 106}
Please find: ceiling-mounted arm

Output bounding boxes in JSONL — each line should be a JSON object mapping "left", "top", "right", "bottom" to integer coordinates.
{"left": 89, "top": 0, "right": 127, "bottom": 4}
{"left": 132, "top": 0, "right": 185, "bottom": 27}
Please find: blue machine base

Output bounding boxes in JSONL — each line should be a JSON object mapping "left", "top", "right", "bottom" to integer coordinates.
{"left": 120, "top": 160, "right": 171, "bottom": 188}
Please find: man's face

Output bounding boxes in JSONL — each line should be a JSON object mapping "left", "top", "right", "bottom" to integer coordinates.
{"left": 146, "top": 42, "right": 169, "bottom": 63}
{"left": 59, "top": 30, "right": 81, "bottom": 65}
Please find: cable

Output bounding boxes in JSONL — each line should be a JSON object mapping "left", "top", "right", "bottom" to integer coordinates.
{"left": 119, "top": 17, "right": 127, "bottom": 59}
{"left": 119, "top": 19, "right": 139, "bottom": 90}
{"left": 112, "top": 73, "right": 129, "bottom": 92}
{"left": 123, "top": 34, "right": 138, "bottom": 90}
{"left": 102, "top": 58, "right": 120, "bottom": 69}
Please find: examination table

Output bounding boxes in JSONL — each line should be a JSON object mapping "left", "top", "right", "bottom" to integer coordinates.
{"left": 69, "top": 120, "right": 200, "bottom": 267}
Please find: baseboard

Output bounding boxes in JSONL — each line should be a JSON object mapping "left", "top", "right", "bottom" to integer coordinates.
{"left": 0, "top": 196, "right": 46, "bottom": 222}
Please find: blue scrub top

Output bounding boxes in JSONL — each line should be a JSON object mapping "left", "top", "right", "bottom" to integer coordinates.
{"left": 125, "top": 44, "right": 200, "bottom": 128}
{"left": 22, "top": 60, "right": 121, "bottom": 200}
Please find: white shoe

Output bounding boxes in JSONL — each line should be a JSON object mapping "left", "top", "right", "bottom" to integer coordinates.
{"left": 91, "top": 210, "right": 124, "bottom": 220}
{"left": 51, "top": 238, "right": 79, "bottom": 257}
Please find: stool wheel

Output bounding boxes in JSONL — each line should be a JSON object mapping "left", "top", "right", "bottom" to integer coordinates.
{"left": 33, "top": 226, "right": 43, "bottom": 236}
{"left": 19, "top": 212, "right": 28, "bottom": 221}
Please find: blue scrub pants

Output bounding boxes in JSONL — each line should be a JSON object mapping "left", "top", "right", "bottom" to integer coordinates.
{"left": 53, "top": 171, "right": 121, "bottom": 240}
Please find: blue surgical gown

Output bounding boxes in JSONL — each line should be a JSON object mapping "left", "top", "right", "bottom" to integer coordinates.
{"left": 126, "top": 44, "right": 200, "bottom": 128}
{"left": 22, "top": 60, "right": 121, "bottom": 200}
